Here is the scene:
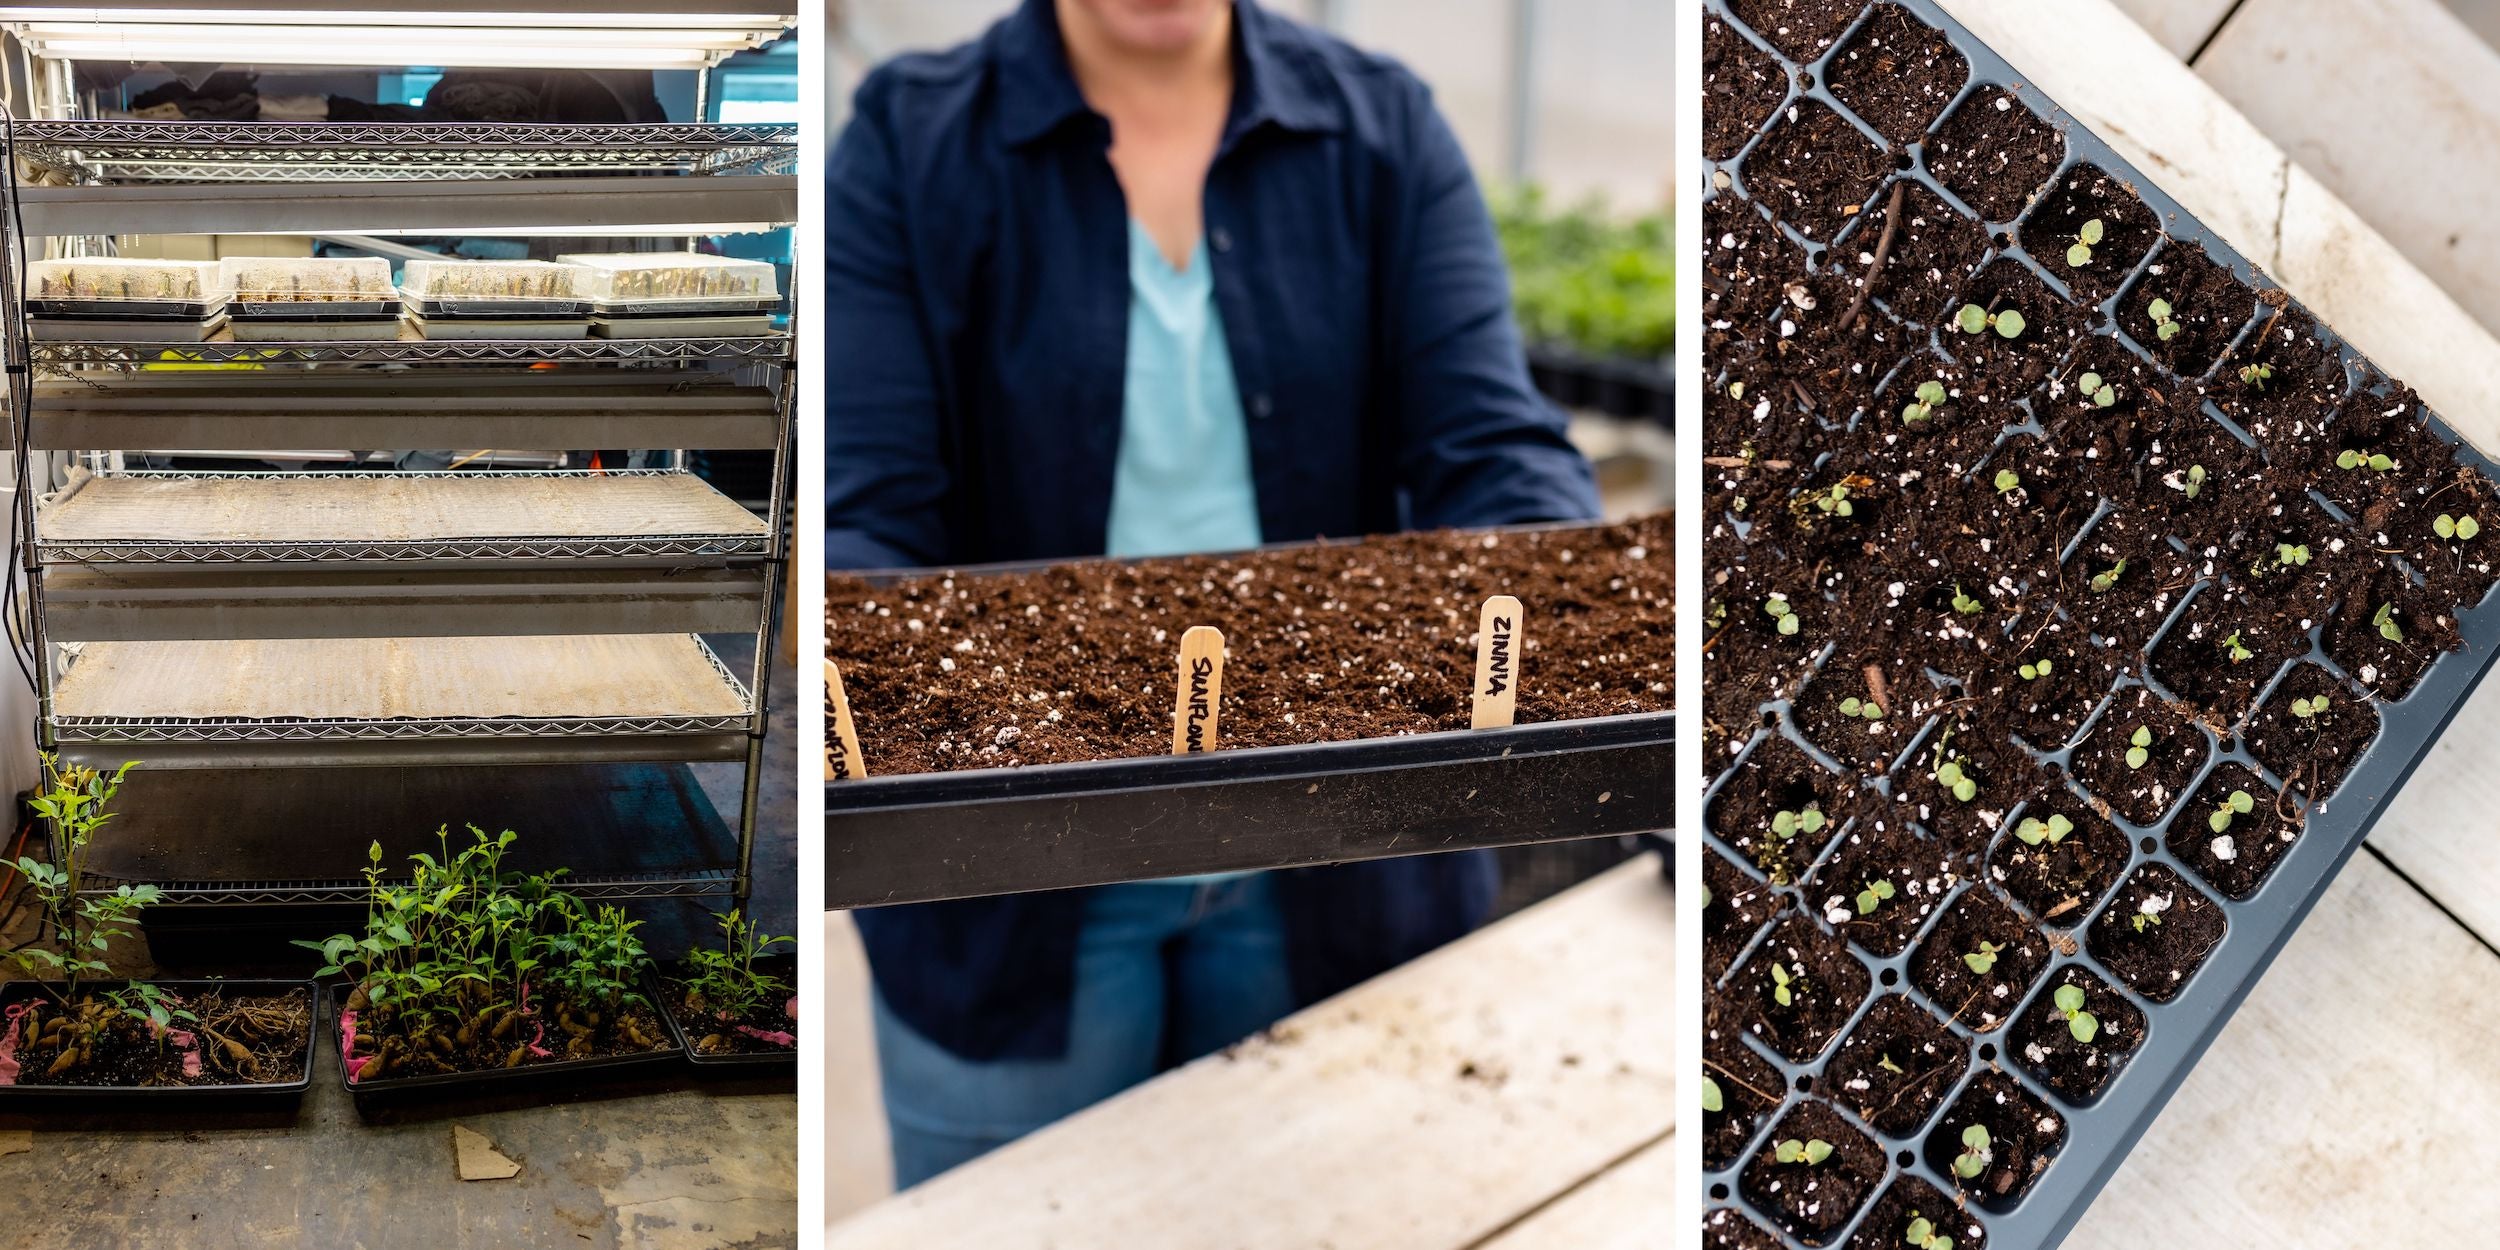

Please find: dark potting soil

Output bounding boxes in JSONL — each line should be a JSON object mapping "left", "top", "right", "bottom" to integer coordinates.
{"left": 1821, "top": 993, "right": 1969, "bottom": 1136}
{"left": 2066, "top": 687, "right": 2209, "bottom": 828}
{"left": 1825, "top": 3, "right": 1966, "bottom": 146}
{"left": 1733, "top": 914, "right": 1873, "bottom": 1063}
{"left": 663, "top": 960, "right": 797, "bottom": 1058}
{"left": 1727, "top": 0, "right": 1864, "bottom": 62}
{"left": 1740, "top": 1098, "right": 1887, "bottom": 1242}
{"left": 822, "top": 515, "right": 1668, "bottom": 777}
{"left": 1711, "top": 736, "right": 1855, "bottom": 886}
{"left": 1706, "top": 846, "right": 1781, "bottom": 982}
{"left": 2322, "top": 558, "right": 2462, "bottom": 702}
{"left": 2019, "top": 164, "right": 2160, "bottom": 303}
{"left": 2008, "top": 963, "right": 2144, "bottom": 1104}
{"left": 2146, "top": 580, "right": 2312, "bottom": 724}
{"left": 2123, "top": 241, "right": 2259, "bottom": 381}
{"left": 1743, "top": 100, "right": 1887, "bottom": 242}
{"left": 1804, "top": 818, "right": 1961, "bottom": 957}
{"left": 1907, "top": 885, "right": 2048, "bottom": 1034}
{"left": 1706, "top": 989, "right": 1790, "bottom": 1169}
{"left": 1790, "top": 648, "right": 1935, "bottom": 773}
{"left": 344, "top": 984, "right": 673, "bottom": 1082}
{"left": 4, "top": 985, "right": 309, "bottom": 1088}
{"left": 2211, "top": 302, "right": 2349, "bottom": 461}
{"left": 1706, "top": 13, "right": 1790, "bottom": 162}
{"left": 1925, "top": 85, "right": 2064, "bottom": 223}
{"left": 1888, "top": 718, "right": 2050, "bottom": 866}
{"left": 1704, "top": 1206, "right": 1790, "bottom": 1250}
{"left": 1844, "top": 1174, "right": 1989, "bottom": 1250}
{"left": 2241, "top": 663, "right": 2377, "bottom": 805}
{"left": 1834, "top": 181, "right": 1992, "bottom": 332}
{"left": 2167, "top": 762, "right": 2300, "bottom": 900}
{"left": 2086, "top": 863, "right": 2225, "bottom": 1003}
{"left": 1926, "top": 1070, "right": 2064, "bottom": 1209}
{"left": 1987, "top": 798, "right": 2126, "bottom": 928}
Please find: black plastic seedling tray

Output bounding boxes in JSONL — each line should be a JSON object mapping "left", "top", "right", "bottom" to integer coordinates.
{"left": 0, "top": 979, "right": 317, "bottom": 1107}
{"left": 1701, "top": 2, "right": 2500, "bottom": 1247}
{"left": 650, "top": 956, "right": 798, "bottom": 1072}
{"left": 325, "top": 978, "right": 685, "bottom": 1113}
{"left": 827, "top": 524, "right": 1672, "bottom": 909}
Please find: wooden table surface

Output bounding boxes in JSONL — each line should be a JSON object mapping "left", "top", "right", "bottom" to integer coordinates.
{"left": 823, "top": 856, "right": 1674, "bottom": 1249}
{"left": 1943, "top": 2, "right": 2500, "bottom": 1243}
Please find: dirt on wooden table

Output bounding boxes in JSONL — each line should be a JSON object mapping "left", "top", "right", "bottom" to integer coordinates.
{"left": 826, "top": 514, "right": 1669, "bottom": 777}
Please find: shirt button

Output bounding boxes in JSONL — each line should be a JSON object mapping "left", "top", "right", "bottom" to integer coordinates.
{"left": 1210, "top": 227, "right": 1234, "bottom": 253}
{"left": 1250, "top": 392, "right": 1274, "bottom": 419}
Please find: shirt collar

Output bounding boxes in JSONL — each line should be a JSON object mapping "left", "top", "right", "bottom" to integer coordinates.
{"left": 994, "top": 0, "right": 1342, "bottom": 149}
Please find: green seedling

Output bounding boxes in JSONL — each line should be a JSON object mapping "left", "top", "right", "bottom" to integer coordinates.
{"left": 2277, "top": 543, "right": 2311, "bottom": 567}
{"left": 2184, "top": 464, "right": 2207, "bottom": 499}
{"left": 1935, "top": 756, "right": 1979, "bottom": 803}
{"left": 2018, "top": 658, "right": 2053, "bottom": 681}
{"left": 1702, "top": 882, "right": 1714, "bottom": 909}
{"left": 1766, "top": 594, "right": 1801, "bottom": 636}
{"left": 2209, "top": 788, "right": 2256, "bottom": 834}
{"left": 2077, "top": 371, "right": 2116, "bottom": 408}
{"left": 2221, "top": 630, "right": 2254, "bottom": 663}
{"left": 2238, "top": 361, "right": 2274, "bottom": 389}
{"left": 2052, "top": 983, "right": 2101, "bottom": 1044}
{"left": 1962, "top": 941, "right": 2004, "bottom": 975}
{"left": 1956, "top": 303, "right": 2026, "bottom": 339}
{"left": 1702, "top": 1076, "right": 1724, "bottom": 1114}
{"left": 1903, "top": 379, "right": 1948, "bottom": 425}
{"left": 2291, "top": 694, "right": 2330, "bottom": 720}
{"left": 2015, "top": 813, "right": 2074, "bottom": 847}
{"left": 1878, "top": 1053, "right": 1905, "bottom": 1075}
{"left": 1838, "top": 696, "right": 1887, "bottom": 721}
{"left": 1993, "top": 469, "right": 2022, "bottom": 494}
{"left": 1770, "top": 804, "right": 1826, "bottom": 841}
{"left": 1906, "top": 1212, "right": 1956, "bottom": 1250}
{"left": 1951, "top": 583, "right": 1985, "bottom": 615}
{"left": 1813, "top": 483, "right": 1856, "bottom": 518}
{"left": 2124, "top": 725, "right": 2153, "bottom": 769}
{"left": 1770, "top": 962, "right": 1801, "bottom": 1007}
{"left": 2336, "top": 449, "right": 2395, "bottom": 472}
{"left": 1856, "top": 878, "right": 1897, "bottom": 915}
{"left": 2146, "top": 296, "right": 2181, "bottom": 342}
{"left": 1953, "top": 1124, "right": 1994, "bottom": 1180}
{"left": 2067, "top": 218, "right": 2104, "bottom": 268}
{"left": 1773, "top": 1138, "right": 1835, "bottom": 1166}
{"left": 2088, "top": 558, "right": 2127, "bottom": 594}
{"left": 2375, "top": 601, "right": 2404, "bottom": 644}
{"left": 2436, "top": 514, "right": 2483, "bottom": 541}
{"left": 2131, "top": 909, "right": 2164, "bottom": 934}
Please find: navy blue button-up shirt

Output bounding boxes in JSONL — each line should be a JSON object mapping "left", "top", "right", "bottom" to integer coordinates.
{"left": 827, "top": 0, "right": 1600, "bottom": 1062}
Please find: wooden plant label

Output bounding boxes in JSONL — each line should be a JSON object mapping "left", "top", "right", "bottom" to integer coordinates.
{"left": 1471, "top": 595, "right": 1524, "bottom": 730}
{"left": 1171, "top": 626, "right": 1226, "bottom": 755}
{"left": 824, "top": 659, "right": 867, "bottom": 781}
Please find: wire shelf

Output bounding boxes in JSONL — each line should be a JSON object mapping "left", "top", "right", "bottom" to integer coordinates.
{"left": 26, "top": 331, "right": 789, "bottom": 371}
{"left": 12, "top": 120, "right": 799, "bottom": 183}
{"left": 80, "top": 867, "right": 739, "bottom": 908}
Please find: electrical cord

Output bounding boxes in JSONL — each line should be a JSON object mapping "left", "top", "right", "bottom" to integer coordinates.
{"left": 2, "top": 107, "right": 43, "bottom": 696}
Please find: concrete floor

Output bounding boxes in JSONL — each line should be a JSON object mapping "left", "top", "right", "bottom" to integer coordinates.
{"left": 0, "top": 630, "right": 801, "bottom": 1249}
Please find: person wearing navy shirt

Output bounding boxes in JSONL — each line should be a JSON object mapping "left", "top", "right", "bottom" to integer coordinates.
{"left": 827, "top": 0, "right": 1599, "bottom": 1185}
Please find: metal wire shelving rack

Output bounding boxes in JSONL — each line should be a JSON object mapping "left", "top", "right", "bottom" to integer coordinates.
{"left": 1, "top": 118, "right": 797, "bottom": 910}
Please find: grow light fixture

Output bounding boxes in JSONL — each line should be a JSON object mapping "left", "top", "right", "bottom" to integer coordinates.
{"left": 0, "top": 5, "right": 794, "bottom": 71}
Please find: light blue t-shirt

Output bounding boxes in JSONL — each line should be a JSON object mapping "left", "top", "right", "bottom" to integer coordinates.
{"left": 1108, "top": 221, "right": 1262, "bottom": 887}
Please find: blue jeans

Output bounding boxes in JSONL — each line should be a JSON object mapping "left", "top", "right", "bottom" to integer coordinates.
{"left": 871, "top": 874, "right": 1298, "bottom": 1188}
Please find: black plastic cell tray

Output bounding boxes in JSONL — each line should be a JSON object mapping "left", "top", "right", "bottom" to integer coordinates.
{"left": 827, "top": 526, "right": 1672, "bottom": 910}
{"left": 230, "top": 300, "right": 399, "bottom": 322}
{"left": 0, "top": 979, "right": 316, "bottom": 1106}
{"left": 1701, "top": 2, "right": 2500, "bottom": 1247}
{"left": 650, "top": 957, "right": 798, "bottom": 1071}
{"left": 325, "top": 977, "right": 685, "bottom": 1111}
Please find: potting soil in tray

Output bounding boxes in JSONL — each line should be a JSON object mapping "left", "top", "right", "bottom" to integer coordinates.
{"left": 0, "top": 983, "right": 311, "bottom": 1089}
{"left": 338, "top": 981, "right": 674, "bottom": 1084}
{"left": 1703, "top": 1, "right": 2500, "bottom": 1246}
{"left": 825, "top": 514, "right": 1669, "bottom": 776}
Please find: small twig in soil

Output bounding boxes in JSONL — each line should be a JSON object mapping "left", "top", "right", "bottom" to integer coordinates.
{"left": 1839, "top": 181, "right": 1906, "bottom": 334}
{"left": 1874, "top": 1058, "right": 1958, "bottom": 1120}
{"left": 1861, "top": 664, "right": 1891, "bottom": 715}
{"left": 1701, "top": 1056, "right": 1783, "bottom": 1106}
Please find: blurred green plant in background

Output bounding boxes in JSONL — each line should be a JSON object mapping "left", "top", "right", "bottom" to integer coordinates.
{"left": 1493, "top": 185, "right": 1674, "bottom": 362}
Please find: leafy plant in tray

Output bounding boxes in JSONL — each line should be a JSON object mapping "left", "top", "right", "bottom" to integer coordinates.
{"left": 303, "top": 826, "right": 675, "bottom": 1086}
{"left": 661, "top": 908, "right": 797, "bottom": 1059}
{"left": 0, "top": 756, "right": 312, "bottom": 1090}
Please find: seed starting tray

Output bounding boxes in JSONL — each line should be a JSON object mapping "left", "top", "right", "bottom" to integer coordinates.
{"left": 1701, "top": 2, "right": 2500, "bottom": 1247}
{"left": 827, "top": 525, "right": 1671, "bottom": 909}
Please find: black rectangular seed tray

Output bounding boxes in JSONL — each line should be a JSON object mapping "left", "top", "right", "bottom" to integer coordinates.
{"left": 1700, "top": 2, "right": 2500, "bottom": 1247}
{"left": 0, "top": 978, "right": 316, "bottom": 1107}
{"left": 1526, "top": 342, "right": 1675, "bottom": 427}
{"left": 828, "top": 523, "right": 1671, "bottom": 909}
{"left": 650, "top": 955, "right": 799, "bottom": 1072}
{"left": 324, "top": 976, "right": 685, "bottom": 1112}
